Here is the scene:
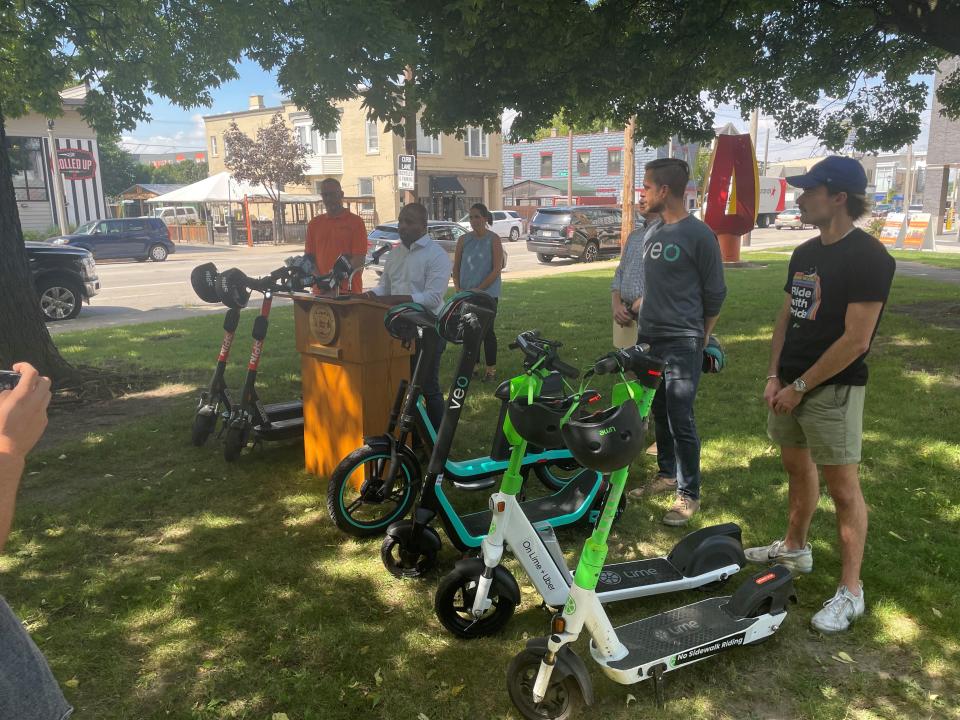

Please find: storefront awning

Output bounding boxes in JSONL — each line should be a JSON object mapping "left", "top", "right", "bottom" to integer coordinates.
{"left": 430, "top": 176, "right": 466, "bottom": 195}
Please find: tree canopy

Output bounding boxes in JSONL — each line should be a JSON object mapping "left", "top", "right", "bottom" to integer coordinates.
{"left": 250, "top": 0, "right": 959, "bottom": 153}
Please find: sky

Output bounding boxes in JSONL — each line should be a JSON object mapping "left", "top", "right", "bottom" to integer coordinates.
{"left": 123, "top": 58, "right": 934, "bottom": 162}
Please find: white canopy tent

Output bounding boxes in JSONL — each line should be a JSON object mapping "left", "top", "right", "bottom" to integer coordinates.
{"left": 145, "top": 171, "right": 290, "bottom": 204}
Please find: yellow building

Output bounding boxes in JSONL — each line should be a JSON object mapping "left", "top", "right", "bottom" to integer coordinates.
{"left": 203, "top": 95, "right": 502, "bottom": 223}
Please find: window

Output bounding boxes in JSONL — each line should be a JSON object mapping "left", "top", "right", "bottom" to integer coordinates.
{"left": 465, "top": 127, "right": 488, "bottom": 158}
{"left": 417, "top": 122, "right": 441, "bottom": 154}
{"left": 358, "top": 177, "right": 374, "bottom": 196}
{"left": 365, "top": 120, "right": 379, "bottom": 153}
{"left": 577, "top": 150, "right": 590, "bottom": 176}
{"left": 296, "top": 125, "right": 311, "bottom": 153}
{"left": 210, "top": 136, "right": 219, "bottom": 157}
{"left": 513, "top": 154, "right": 522, "bottom": 179}
{"left": 492, "top": 212, "right": 507, "bottom": 221}
{"left": 607, "top": 148, "right": 622, "bottom": 175}
{"left": 540, "top": 153, "right": 552, "bottom": 178}
{"left": 6, "top": 137, "right": 49, "bottom": 201}
{"left": 317, "top": 129, "right": 340, "bottom": 155}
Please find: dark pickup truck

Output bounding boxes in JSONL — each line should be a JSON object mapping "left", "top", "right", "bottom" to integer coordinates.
{"left": 26, "top": 241, "right": 100, "bottom": 321}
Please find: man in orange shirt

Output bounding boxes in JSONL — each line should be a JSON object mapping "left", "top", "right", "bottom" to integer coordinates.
{"left": 305, "top": 178, "right": 368, "bottom": 293}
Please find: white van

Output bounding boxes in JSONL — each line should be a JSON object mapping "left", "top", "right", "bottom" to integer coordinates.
{"left": 153, "top": 206, "right": 200, "bottom": 225}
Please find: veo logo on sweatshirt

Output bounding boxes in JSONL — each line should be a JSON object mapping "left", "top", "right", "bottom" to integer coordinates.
{"left": 645, "top": 241, "right": 681, "bottom": 262}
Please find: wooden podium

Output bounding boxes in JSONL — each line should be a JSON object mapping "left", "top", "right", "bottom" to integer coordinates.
{"left": 289, "top": 295, "right": 412, "bottom": 478}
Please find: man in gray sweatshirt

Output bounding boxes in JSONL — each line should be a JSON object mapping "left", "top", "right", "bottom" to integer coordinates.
{"left": 634, "top": 158, "right": 726, "bottom": 526}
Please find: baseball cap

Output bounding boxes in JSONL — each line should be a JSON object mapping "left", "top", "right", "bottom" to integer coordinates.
{"left": 785, "top": 156, "right": 867, "bottom": 195}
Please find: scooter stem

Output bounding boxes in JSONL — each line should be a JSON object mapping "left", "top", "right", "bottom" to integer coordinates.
{"left": 572, "top": 466, "right": 629, "bottom": 591}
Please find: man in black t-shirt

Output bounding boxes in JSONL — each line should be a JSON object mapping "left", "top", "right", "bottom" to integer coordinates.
{"left": 744, "top": 156, "right": 895, "bottom": 634}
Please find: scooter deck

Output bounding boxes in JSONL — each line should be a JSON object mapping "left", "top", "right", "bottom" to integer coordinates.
{"left": 255, "top": 415, "right": 304, "bottom": 441}
{"left": 607, "top": 597, "right": 755, "bottom": 671}
{"left": 459, "top": 469, "right": 599, "bottom": 537}
{"left": 596, "top": 557, "right": 682, "bottom": 594}
{"left": 262, "top": 400, "right": 303, "bottom": 420}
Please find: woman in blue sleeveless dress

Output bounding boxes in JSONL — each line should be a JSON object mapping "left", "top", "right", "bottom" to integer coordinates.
{"left": 452, "top": 203, "right": 503, "bottom": 381}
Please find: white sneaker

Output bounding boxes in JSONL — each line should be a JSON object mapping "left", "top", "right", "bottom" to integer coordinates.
{"left": 744, "top": 538, "right": 813, "bottom": 574}
{"left": 811, "top": 584, "right": 865, "bottom": 634}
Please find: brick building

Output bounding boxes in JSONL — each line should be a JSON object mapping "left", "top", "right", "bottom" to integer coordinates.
{"left": 924, "top": 57, "right": 960, "bottom": 233}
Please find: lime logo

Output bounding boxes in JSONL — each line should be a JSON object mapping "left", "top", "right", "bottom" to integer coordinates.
{"left": 564, "top": 596, "right": 577, "bottom": 615}
{"left": 598, "top": 426, "right": 616, "bottom": 436}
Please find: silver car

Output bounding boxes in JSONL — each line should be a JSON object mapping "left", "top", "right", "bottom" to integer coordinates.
{"left": 774, "top": 209, "right": 809, "bottom": 230}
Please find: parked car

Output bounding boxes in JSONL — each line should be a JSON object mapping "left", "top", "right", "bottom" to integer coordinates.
{"left": 152, "top": 206, "right": 200, "bottom": 225}
{"left": 26, "top": 241, "right": 100, "bottom": 321}
{"left": 527, "top": 206, "right": 622, "bottom": 263}
{"left": 50, "top": 218, "right": 175, "bottom": 261}
{"left": 774, "top": 209, "right": 810, "bottom": 230}
{"left": 365, "top": 221, "right": 467, "bottom": 263}
{"left": 457, "top": 210, "right": 524, "bottom": 241}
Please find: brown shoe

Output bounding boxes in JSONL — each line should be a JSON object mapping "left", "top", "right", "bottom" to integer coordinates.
{"left": 647, "top": 474, "right": 678, "bottom": 495}
{"left": 663, "top": 494, "right": 700, "bottom": 527}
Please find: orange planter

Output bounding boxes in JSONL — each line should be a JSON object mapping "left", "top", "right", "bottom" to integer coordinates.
{"left": 717, "top": 233, "right": 741, "bottom": 263}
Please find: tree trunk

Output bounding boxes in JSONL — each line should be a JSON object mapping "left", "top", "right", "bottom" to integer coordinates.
{"left": 0, "top": 105, "right": 77, "bottom": 381}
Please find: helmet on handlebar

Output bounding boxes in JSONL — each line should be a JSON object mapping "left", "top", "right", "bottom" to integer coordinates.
{"left": 436, "top": 290, "right": 498, "bottom": 344}
{"left": 216, "top": 268, "right": 252, "bottom": 309}
{"left": 560, "top": 400, "right": 645, "bottom": 474}
{"left": 190, "top": 262, "right": 221, "bottom": 303}
{"left": 702, "top": 335, "right": 725, "bottom": 374}
{"left": 507, "top": 395, "right": 578, "bottom": 448}
{"left": 384, "top": 302, "right": 432, "bottom": 342}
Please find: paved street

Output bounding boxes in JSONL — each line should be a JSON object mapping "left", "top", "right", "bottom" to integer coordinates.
{"left": 46, "top": 226, "right": 960, "bottom": 335}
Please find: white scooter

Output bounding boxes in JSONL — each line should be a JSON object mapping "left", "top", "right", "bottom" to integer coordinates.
{"left": 504, "top": 347, "right": 797, "bottom": 717}
{"left": 434, "top": 346, "right": 746, "bottom": 639}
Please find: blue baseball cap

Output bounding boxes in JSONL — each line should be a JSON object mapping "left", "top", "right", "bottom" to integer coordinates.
{"left": 786, "top": 156, "right": 867, "bottom": 195}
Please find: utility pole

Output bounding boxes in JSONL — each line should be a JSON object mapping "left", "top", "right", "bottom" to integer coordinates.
{"left": 567, "top": 127, "right": 573, "bottom": 205}
{"left": 763, "top": 127, "right": 770, "bottom": 176}
{"left": 402, "top": 66, "right": 418, "bottom": 207}
{"left": 620, "top": 116, "right": 636, "bottom": 247}
{"left": 46, "top": 120, "right": 69, "bottom": 232}
{"left": 903, "top": 144, "right": 914, "bottom": 211}
{"left": 744, "top": 108, "right": 759, "bottom": 247}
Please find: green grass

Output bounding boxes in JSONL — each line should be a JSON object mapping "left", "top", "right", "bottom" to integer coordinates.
{"left": 4, "top": 261, "right": 960, "bottom": 719}
{"left": 746, "top": 244, "right": 960, "bottom": 271}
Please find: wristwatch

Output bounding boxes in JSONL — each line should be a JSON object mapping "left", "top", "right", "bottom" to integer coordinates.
{"left": 792, "top": 377, "right": 808, "bottom": 394}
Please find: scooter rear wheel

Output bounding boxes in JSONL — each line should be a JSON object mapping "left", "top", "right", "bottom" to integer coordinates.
{"left": 507, "top": 648, "right": 581, "bottom": 720}
{"left": 191, "top": 411, "right": 217, "bottom": 447}
{"left": 327, "top": 446, "right": 421, "bottom": 537}
{"left": 435, "top": 567, "right": 517, "bottom": 638}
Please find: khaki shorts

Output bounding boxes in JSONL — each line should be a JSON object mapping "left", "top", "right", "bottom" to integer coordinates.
{"left": 767, "top": 384, "right": 866, "bottom": 465}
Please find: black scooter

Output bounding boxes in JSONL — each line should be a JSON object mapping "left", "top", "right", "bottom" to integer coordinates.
{"left": 189, "top": 249, "right": 385, "bottom": 459}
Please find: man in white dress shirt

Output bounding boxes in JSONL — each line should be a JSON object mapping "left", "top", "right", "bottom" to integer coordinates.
{"left": 364, "top": 203, "right": 452, "bottom": 427}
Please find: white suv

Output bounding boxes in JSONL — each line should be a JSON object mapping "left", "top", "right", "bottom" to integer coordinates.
{"left": 458, "top": 210, "right": 524, "bottom": 241}
{"left": 153, "top": 206, "right": 200, "bottom": 225}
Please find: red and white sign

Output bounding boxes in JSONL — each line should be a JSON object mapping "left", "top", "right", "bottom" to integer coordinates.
{"left": 57, "top": 147, "right": 97, "bottom": 181}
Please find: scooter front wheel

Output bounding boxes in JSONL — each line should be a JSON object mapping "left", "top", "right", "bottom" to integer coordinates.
{"left": 380, "top": 527, "right": 439, "bottom": 579}
{"left": 435, "top": 567, "right": 517, "bottom": 638}
{"left": 507, "top": 648, "right": 582, "bottom": 720}
{"left": 326, "top": 447, "right": 421, "bottom": 537}
{"left": 223, "top": 423, "right": 249, "bottom": 462}
{"left": 533, "top": 460, "right": 583, "bottom": 491}
{"left": 191, "top": 411, "right": 217, "bottom": 447}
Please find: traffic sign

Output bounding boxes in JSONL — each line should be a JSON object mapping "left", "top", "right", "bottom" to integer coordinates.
{"left": 398, "top": 154, "right": 416, "bottom": 191}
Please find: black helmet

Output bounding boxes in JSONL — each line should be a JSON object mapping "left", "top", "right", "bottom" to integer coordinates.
{"left": 190, "top": 262, "right": 221, "bottom": 303}
{"left": 216, "top": 268, "right": 251, "bottom": 309}
{"left": 436, "top": 290, "right": 498, "bottom": 344}
{"left": 384, "top": 302, "right": 433, "bottom": 342}
{"left": 560, "top": 401, "right": 645, "bottom": 473}
{"left": 507, "top": 395, "right": 578, "bottom": 448}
